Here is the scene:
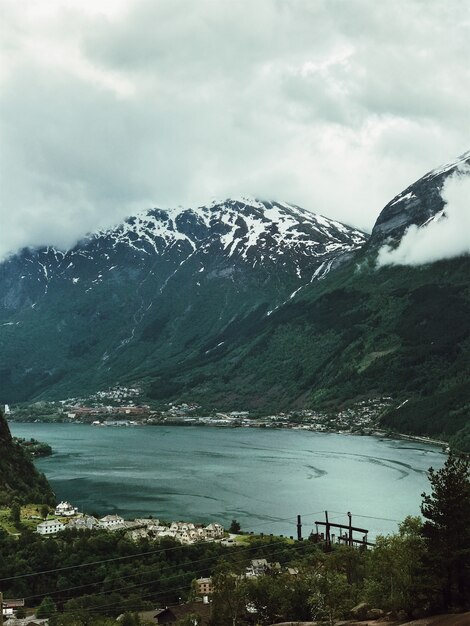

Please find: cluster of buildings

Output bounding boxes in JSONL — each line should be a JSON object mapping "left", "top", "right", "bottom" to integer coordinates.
{"left": 126, "top": 520, "right": 224, "bottom": 544}
{"left": 66, "top": 405, "right": 150, "bottom": 420}
{"left": 52, "top": 385, "right": 150, "bottom": 422}
{"left": 8, "top": 383, "right": 396, "bottom": 434}
{"left": 36, "top": 503, "right": 225, "bottom": 545}
{"left": 148, "top": 397, "right": 395, "bottom": 432}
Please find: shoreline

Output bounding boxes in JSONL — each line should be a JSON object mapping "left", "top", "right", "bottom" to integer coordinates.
{"left": 370, "top": 429, "right": 449, "bottom": 450}
{"left": 7, "top": 421, "right": 448, "bottom": 537}
{"left": 9, "top": 418, "right": 449, "bottom": 452}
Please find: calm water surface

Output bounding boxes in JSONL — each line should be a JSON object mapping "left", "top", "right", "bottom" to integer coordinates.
{"left": 9, "top": 423, "right": 445, "bottom": 538}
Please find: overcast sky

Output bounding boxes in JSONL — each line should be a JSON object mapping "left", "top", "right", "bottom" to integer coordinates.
{"left": 1, "top": 0, "right": 469, "bottom": 259}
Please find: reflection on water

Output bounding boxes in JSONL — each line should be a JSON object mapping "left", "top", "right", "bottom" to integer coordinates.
{"left": 9, "top": 423, "right": 444, "bottom": 538}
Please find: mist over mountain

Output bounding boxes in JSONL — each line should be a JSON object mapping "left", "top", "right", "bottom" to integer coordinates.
{"left": 368, "top": 149, "right": 470, "bottom": 272}
{"left": 0, "top": 154, "right": 469, "bottom": 446}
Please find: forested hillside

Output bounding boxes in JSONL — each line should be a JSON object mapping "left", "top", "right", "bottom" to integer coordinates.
{"left": 0, "top": 409, "right": 55, "bottom": 505}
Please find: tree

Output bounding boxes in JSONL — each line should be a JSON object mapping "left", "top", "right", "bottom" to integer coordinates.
{"left": 211, "top": 562, "right": 247, "bottom": 626}
{"left": 10, "top": 500, "right": 21, "bottom": 528}
{"left": 229, "top": 519, "right": 241, "bottom": 534}
{"left": 364, "top": 516, "right": 426, "bottom": 614}
{"left": 244, "top": 574, "right": 288, "bottom": 624}
{"left": 36, "top": 596, "right": 57, "bottom": 618}
{"left": 176, "top": 613, "right": 202, "bottom": 626}
{"left": 309, "top": 568, "right": 352, "bottom": 626}
{"left": 120, "top": 613, "right": 141, "bottom": 626}
{"left": 40, "top": 503, "right": 50, "bottom": 519}
{"left": 420, "top": 452, "right": 470, "bottom": 610}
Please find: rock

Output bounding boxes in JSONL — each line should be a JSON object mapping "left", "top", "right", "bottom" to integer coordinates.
{"left": 396, "top": 610, "right": 408, "bottom": 621}
{"left": 350, "top": 602, "right": 371, "bottom": 620}
{"left": 366, "top": 608, "right": 385, "bottom": 620}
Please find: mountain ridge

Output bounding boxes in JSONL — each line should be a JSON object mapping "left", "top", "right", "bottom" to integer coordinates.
{"left": 1, "top": 155, "right": 469, "bottom": 448}
{"left": 0, "top": 198, "right": 366, "bottom": 402}
{"left": 369, "top": 149, "right": 470, "bottom": 246}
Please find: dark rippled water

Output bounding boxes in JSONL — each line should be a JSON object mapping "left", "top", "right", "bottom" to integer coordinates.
{"left": 9, "top": 423, "right": 445, "bottom": 538}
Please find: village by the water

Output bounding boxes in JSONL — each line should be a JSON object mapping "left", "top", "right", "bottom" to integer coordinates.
{"left": 27, "top": 500, "right": 309, "bottom": 610}
{"left": 37, "top": 500, "right": 226, "bottom": 545}
{"left": 7, "top": 384, "right": 396, "bottom": 435}
{"left": 6, "top": 383, "right": 393, "bottom": 557}
{"left": 7, "top": 384, "right": 447, "bottom": 451}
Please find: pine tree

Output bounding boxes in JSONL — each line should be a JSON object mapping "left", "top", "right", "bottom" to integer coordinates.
{"left": 420, "top": 452, "right": 470, "bottom": 610}
{"left": 10, "top": 500, "right": 21, "bottom": 528}
{"left": 36, "top": 596, "right": 57, "bottom": 618}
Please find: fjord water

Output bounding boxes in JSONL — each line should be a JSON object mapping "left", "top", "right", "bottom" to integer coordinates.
{"left": 10, "top": 423, "right": 444, "bottom": 538}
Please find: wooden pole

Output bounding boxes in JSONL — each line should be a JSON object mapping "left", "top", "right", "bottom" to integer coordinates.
{"left": 325, "top": 511, "right": 331, "bottom": 550}
{"left": 0, "top": 591, "right": 4, "bottom": 626}
{"left": 296, "top": 515, "right": 302, "bottom": 541}
{"left": 348, "top": 511, "right": 353, "bottom": 546}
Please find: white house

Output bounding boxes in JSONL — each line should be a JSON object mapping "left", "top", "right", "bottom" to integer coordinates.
{"left": 135, "top": 518, "right": 159, "bottom": 526}
{"left": 99, "top": 514, "right": 125, "bottom": 529}
{"left": 67, "top": 515, "right": 99, "bottom": 530}
{"left": 2, "top": 598, "right": 24, "bottom": 617}
{"left": 55, "top": 501, "right": 78, "bottom": 517}
{"left": 205, "top": 522, "right": 224, "bottom": 538}
{"left": 127, "top": 528, "right": 150, "bottom": 541}
{"left": 37, "top": 520, "right": 66, "bottom": 535}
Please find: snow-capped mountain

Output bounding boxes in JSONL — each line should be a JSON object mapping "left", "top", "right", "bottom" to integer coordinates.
{"left": 1, "top": 156, "right": 469, "bottom": 437}
{"left": 0, "top": 198, "right": 366, "bottom": 402}
{"left": 369, "top": 150, "right": 470, "bottom": 245}
{"left": 3, "top": 198, "right": 365, "bottom": 304}
{"left": 99, "top": 197, "right": 365, "bottom": 259}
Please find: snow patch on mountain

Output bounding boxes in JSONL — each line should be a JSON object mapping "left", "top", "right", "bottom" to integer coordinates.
{"left": 423, "top": 149, "right": 470, "bottom": 182}
{"left": 390, "top": 191, "right": 417, "bottom": 207}
{"left": 2, "top": 198, "right": 367, "bottom": 302}
{"left": 377, "top": 168, "right": 470, "bottom": 266}
{"left": 95, "top": 197, "right": 366, "bottom": 265}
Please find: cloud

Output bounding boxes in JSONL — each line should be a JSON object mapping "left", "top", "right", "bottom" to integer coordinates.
{"left": 377, "top": 168, "right": 470, "bottom": 266}
{"left": 1, "top": 0, "right": 469, "bottom": 259}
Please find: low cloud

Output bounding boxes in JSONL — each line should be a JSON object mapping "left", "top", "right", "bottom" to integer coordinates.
{"left": 0, "top": 0, "right": 469, "bottom": 259}
{"left": 377, "top": 169, "right": 470, "bottom": 267}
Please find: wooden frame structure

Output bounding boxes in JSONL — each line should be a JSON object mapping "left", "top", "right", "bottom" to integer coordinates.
{"left": 312, "top": 511, "right": 375, "bottom": 549}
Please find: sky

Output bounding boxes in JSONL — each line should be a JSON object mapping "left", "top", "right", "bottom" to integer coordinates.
{"left": 1, "top": 0, "right": 469, "bottom": 260}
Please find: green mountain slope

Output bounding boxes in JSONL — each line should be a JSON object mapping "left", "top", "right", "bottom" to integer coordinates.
{"left": 139, "top": 153, "right": 470, "bottom": 445}
{"left": 152, "top": 255, "right": 469, "bottom": 433}
{"left": 0, "top": 199, "right": 365, "bottom": 402}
